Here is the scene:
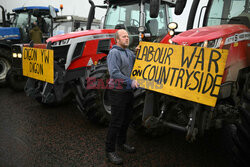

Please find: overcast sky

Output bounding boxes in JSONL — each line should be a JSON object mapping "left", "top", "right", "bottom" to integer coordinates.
{"left": 0, "top": 0, "right": 106, "bottom": 19}
{"left": 1, "top": 0, "right": 208, "bottom": 31}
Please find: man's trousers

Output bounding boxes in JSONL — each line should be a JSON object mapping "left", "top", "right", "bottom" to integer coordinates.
{"left": 105, "top": 89, "right": 134, "bottom": 152}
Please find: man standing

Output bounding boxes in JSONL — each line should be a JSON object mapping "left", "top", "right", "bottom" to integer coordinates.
{"left": 29, "top": 22, "right": 42, "bottom": 43}
{"left": 106, "top": 29, "right": 139, "bottom": 165}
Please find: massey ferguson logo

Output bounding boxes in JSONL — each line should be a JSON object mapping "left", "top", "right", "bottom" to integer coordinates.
{"left": 225, "top": 32, "right": 250, "bottom": 45}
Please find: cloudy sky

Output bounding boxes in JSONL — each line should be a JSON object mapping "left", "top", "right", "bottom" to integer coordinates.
{"left": 1, "top": 0, "right": 208, "bottom": 31}
{"left": 0, "top": 0, "right": 106, "bottom": 19}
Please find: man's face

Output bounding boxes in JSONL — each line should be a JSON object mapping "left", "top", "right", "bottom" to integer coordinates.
{"left": 117, "top": 30, "right": 129, "bottom": 48}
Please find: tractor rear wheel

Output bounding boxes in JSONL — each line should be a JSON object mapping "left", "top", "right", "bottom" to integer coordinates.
{"left": 0, "top": 48, "right": 11, "bottom": 86}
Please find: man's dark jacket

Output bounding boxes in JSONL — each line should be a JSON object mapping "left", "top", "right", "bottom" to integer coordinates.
{"left": 107, "top": 45, "right": 135, "bottom": 90}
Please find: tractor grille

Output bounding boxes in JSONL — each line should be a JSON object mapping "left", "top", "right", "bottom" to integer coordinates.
{"left": 97, "top": 39, "right": 111, "bottom": 54}
{"left": 52, "top": 44, "right": 70, "bottom": 64}
{"left": 72, "top": 42, "right": 85, "bottom": 61}
{"left": 12, "top": 58, "right": 22, "bottom": 69}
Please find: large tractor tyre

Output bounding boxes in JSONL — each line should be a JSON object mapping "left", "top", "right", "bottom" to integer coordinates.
{"left": 6, "top": 69, "right": 27, "bottom": 91}
{"left": 150, "top": 0, "right": 160, "bottom": 18}
{"left": 81, "top": 63, "right": 111, "bottom": 126}
{"left": 222, "top": 73, "right": 250, "bottom": 167}
{"left": 220, "top": 123, "right": 239, "bottom": 166}
{"left": 0, "top": 48, "right": 11, "bottom": 86}
{"left": 130, "top": 88, "right": 146, "bottom": 132}
{"left": 230, "top": 107, "right": 250, "bottom": 167}
{"left": 232, "top": 73, "right": 250, "bottom": 167}
{"left": 196, "top": 107, "right": 208, "bottom": 137}
{"left": 25, "top": 78, "right": 57, "bottom": 106}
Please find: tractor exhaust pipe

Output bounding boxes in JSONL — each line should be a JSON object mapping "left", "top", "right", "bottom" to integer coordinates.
{"left": 87, "top": 0, "right": 95, "bottom": 30}
{"left": 0, "top": 5, "right": 6, "bottom": 27}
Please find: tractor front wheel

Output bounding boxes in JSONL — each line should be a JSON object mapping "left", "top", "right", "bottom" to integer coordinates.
{"left": 0, "top": 48, "right": 11, "bottom": 86}
{"left": 79, "top": 62, "right": 111, "bottom": 125}
{"left": 6, "top": 68, "right": 27, "bottom": 91}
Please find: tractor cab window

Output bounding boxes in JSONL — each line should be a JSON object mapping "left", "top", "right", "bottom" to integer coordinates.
{"left": 53, "top": 21, "right": 73, "bottom": 35}
{"left": 12, "top": 12, "right": 29, "bottom": 42}
{"left": 104, "top": 3, "right": 140, "bottom": 50}
{"left": 13, "top": 13, "right": 29, "bottom": 29}
{"left": 104, "top": 3, "right": 139, "bottom": 29}
{"left": 206, "top": 0, "right": 250, "bottom": 27}
{"left": 104, "top": 2, "right": 168, "bottom": 49}
{"left": 30, "top": 15, "right": 51, "bottom": 34}
{"left": 144, "top": 3, "right": 168, "bottom": 39}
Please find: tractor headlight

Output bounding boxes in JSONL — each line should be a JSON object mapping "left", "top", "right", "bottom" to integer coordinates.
{"left": 168, "top": 39, "right": 173, "bottom": 44}
{"left": 138, "top": 26, "right": 145, "bottom": 33}
{"left": 17, "top": 53, "right": 22, "bottom": 58}
{"left": 13, "top": 53, "right": 17, "bottom": 58}
{"left": 203, "top": 38, "right": 222, "bottom": 48}
{"left": 191, "top": 38, "right": 222, "bottom": 48}
{"left": 169, "top": 30, "right": 175, "bottom": 36}
{"left": 67, "top": 16, "right": 72, "bottom": 20}
{"left": 168, "top": 22, "right": 178, "bottom": 30}
{"left": 13, "top": 53, "right": 22, "bottom": 58}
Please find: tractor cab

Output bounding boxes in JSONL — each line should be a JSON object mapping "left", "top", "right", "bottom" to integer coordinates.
{"left": 53, "top": 15, "right": 100, "bottom": 36}
{"left": 199, "top": 0, "right": 249, "bottom": 28}
{"left": 0, "top": 5, "right": 58, "bottom": 85}
{"left": 86, "top": 0, "right": 187, "bottom": 50}
{"left": 103, "top": 1, "right": 169, "bottom": 49}
{"left": 10, "top": 6, "right": 59, "bottom": 43}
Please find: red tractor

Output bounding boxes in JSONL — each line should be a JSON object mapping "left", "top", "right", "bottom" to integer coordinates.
{"left": 8, "top": 15, "right": 100, "bottom": 91}
{"left": 22, "top": 0, "right": 187, "bottom": 125}
{"left": 136, "top": 0, "right": 249, "bottom": 166}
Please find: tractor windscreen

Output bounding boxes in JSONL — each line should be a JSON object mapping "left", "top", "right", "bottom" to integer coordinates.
{"left": 104, "top": 2, "right": 168, "bottom": 49}
{"left": 206, "top": 0, "right": 250, "bottom": 27}
{"left": 12, "top": 11, "right": 52, "bottom": 42}
{"left": 30, "top": 15, "right": 51, "bottom": 34}
{"left": 53, "top": 21, "right": 73, "bottom": 35}
{"left": 12, "top": 13, "right": 29, "bottom": 42}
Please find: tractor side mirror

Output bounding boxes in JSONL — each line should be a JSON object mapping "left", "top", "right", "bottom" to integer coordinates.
{"left": 7, "top": 12, "right": 10, "bottom": 20}
{"left": 174, "top": 0, "right": 187, "bottom": 15}
{"left": 150, "top": 0, "right": 160, "bottom": 18}
{"left": 49, "top": 5, "right": 57, "bottom": 18}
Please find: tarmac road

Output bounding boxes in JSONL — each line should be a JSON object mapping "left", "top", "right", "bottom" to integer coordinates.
{"left": 0, "top": 86, "right": 234, "bottom": 167}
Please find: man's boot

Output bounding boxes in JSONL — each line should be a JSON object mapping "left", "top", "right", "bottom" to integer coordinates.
{"left": 118, "top": 144, "right": 136, "bottom": 153}
{"left": 106, "top": 152, "right": 123, "bottom": 165}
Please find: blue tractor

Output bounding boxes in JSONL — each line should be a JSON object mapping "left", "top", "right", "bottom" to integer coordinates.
{"left": 0, "top": 5, "right": 58, "bottom": 86}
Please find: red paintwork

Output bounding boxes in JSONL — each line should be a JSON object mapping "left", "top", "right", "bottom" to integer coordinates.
{"left": 160, "top": 33, "right": 172, "bottom": 44}
{"left": 46, "top": 29, "right": 119, "bottom": 70}
{"left": 67, "top": 38, "right": 116, "bottom": 70}
{"left": 172, "top": 24, "right": 250, "bottom": 82}
{"left": 23, "top": 43, "right": 47, "bottom": 49}
{"left": 172, "top": 24, "right": 248, "bottom": 45}
{"left": 47, "top": 29, "right": 118, "bottom": 43}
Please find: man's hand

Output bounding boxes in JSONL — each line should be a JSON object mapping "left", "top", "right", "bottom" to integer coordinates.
{"left": 135, "top": 45, "right": 140, "bottom": 53}
{"left": 131, "top": 80, "right": 139, "bottom": 89}
{"left": 135, "top": 45, "right": 140, "bottom": 51}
